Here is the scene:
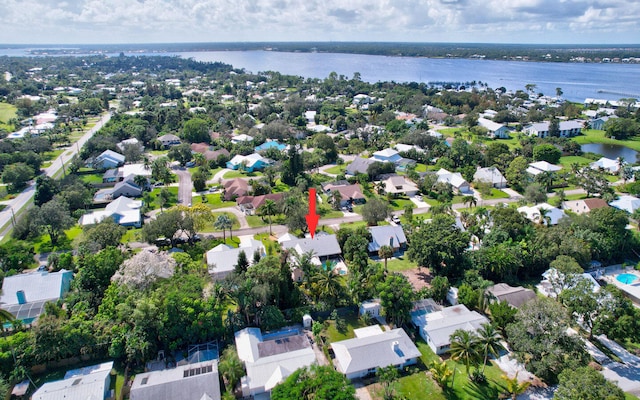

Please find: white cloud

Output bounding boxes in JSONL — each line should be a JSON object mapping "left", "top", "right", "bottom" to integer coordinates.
{"left": 0, "top": 0, "right": 638, "bottom": 43}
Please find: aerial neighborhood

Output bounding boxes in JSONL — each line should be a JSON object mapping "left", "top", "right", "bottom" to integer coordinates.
{"left": 1, "top": 54, "right": 640, "bottom": 400}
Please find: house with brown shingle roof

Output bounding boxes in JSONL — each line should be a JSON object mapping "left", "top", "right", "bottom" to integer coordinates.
{"left": 223, "top": 178, "right": 249, "bottom": 201}
{"left": 321, "top": 182, "right": 366, "bottom": 207}
{"left": 562, "top": 198, "right": 609, "bottom": 215}
{"left": 236, "top": 193, "right": 284, "bottom": 215}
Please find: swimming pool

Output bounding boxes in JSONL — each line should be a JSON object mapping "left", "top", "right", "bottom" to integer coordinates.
{"left": 616, "top": 273, "right": 639, "bottom": 285}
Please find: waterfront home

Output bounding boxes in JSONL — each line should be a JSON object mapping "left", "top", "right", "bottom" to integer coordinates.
{"left": 590, "top": 157, "right": 621, "bottom": 174}
{"left": 526, "top": 161, "right": 562, "bottom": 176}
{"left": 524, "top": 120, "right": 582, "bottom": 138}
{"left": 332, "top": 326, "right": 420, "bottom": 380}
{"left": 235, "top": 327, "right": 316, "bottom": 398}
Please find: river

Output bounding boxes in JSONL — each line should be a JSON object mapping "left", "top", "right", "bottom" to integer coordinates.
{"left": 176, "top": 50, "right": 640, "bottom": 103}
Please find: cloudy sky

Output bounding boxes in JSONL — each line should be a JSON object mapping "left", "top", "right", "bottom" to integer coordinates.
{"left": 1, "top": 0, "right": 639, "bottom": 44}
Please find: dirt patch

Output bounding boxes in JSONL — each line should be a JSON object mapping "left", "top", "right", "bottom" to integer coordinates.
{"left": 400, "top": 267, "right": 434, "bottom": 291}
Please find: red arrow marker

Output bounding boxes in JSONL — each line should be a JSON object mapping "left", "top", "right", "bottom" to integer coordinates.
{"left": 305, "top": 188, "right": 320, "bottom": 238}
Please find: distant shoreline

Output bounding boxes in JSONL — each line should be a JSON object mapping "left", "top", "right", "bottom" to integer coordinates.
{"left": 2, "top": 42, "right": 640, "bottom": 63}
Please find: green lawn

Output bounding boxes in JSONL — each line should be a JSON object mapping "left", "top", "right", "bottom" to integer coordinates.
{"left": 0, "top": 102, "right": 17, "bottom": 131}
{"left": 389, "top": 197, "right": 416, "bottom": 211}
{"left": 559, "top": 155, "right": 594, "bottom": 169}
{"left": 246, "top": 214, "right": 286, "bottom": 228}
{"left": 121, "top": 228, "right": 142, "bottom": 243}
{"left": 193, "top": 193, "right": 236, "bottom": 209}
{"left": 386, "top": 256, "right": 418, "bottom": 272}
{"left": 572, "top": 129, "right": 640, "bottom": 152}
{"left": 324, "top": 164, "right": 347, "bottom": 175}
{"left": 415, "top": 163, "right": 428, "bottom": 173}
{"left": 223, "top": 170, "right": 263, "bottom": 179}
{"left": 201, "top": 212, "right": 240, "bottom": 232}
{"left": 80, "top": 173, "right": 104, "bottom": 185}
{"left": 147, "top": 187, "right": 179, "bottom": 210}
{"left": 323, "top": 312, "right": 369, "bottom": 344}
{"left": 481, "top": 189, "right": 510, "bottom": 200}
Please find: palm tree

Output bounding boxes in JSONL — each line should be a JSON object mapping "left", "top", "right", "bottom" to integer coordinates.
{"left": 502, "top": 373, "right": 531, "bottom": 400}
{"left": 378, "top": 245, "right": 394, "bottom": 273}
{"left": 134, "top": 175, "right": 148, "bottom": 191}
{"left": 534, "top": 207, "right": 551, "bottom": 226}
{"left": 449, "top": 329, "right": 481, "bottom": 379}
{"left": 429, "top": 360, "right": 453, "bottom": 389}
{"left": 215, "top": 214, "right": 232, "bottom": 241}
{"left": 475, "top": 323, "right": 505, "bottom": 373}
{"left": 193, "top": 152, "right": 206, "bottom": 167}
{"left": 330, "top": 190, "right": 343, "bottom": 211}
{"left": 0, "top": 305, "right": 14, "bottom": 325}
{"left": 218, "top": 345, "right": 245, "bottom": 391}
{"left": 313, "top": 268, "right": 342, "bottom": 307}
{"left": 257, "top": 199, "right": 277, "bottom": 235}
{"left": 462, "top": 195, "right": 477, "bottom": 209}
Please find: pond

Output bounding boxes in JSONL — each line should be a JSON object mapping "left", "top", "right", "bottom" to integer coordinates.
{"left": 580, "top": 143, "right": 640, "bottom": 162}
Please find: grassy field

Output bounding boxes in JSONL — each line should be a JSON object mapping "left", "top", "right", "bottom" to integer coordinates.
{"left": 481, "top": 188, "right": 510, "bottom": 200}
{"left": 386, "top": 255, "right": 418, "bottom": 272}
{"left": 80, "top": 173, "right": 104, "bottom": 185}
{"left": 223, "top": 170, "right": 263, "bottom": 179}
{"left": 0, "top": 102, "right": 17, "bottom": 131}
{"left": 389, "top": 197, "right": 416, "bottom": 211}
{"left": 324, "top": 164, "right": 347, "bottom": 175}
{"left": 573, "top": 129, "right": 640, "bottom": 152}
{"left": 193, "top": 193, "right": 236, "bottom": 209}
{"left": 558, "top": 155, "right": 594, "bottom": 169}
{"left": 201, "top": 212, "right": 240, "bottom": 232}
{"left": 147, "top": 187, "right": 179, "bottom": 210}
{"left": 323, "top": 311, "right": 369, "bottom": 344}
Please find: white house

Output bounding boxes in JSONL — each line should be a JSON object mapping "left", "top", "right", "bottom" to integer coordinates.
{"left": 32, "top": 362, "right": 113, "bottom": 400}
{"left": 526, "top": 161, "right": 562, "bottom": 176}
{"left": 610, "top": 195, "right": 640, "bottom": 214}
{"left": 231, "top": 134, "right": 254, "bottom": 144}
{"left": 93, "top": 150, "right": 125, "bottom": 169}
{"left": 206, "top": 239, "right": 266, "bottom": 279}
{"left": 117, "top": 137, "right": 144, "bottom": 152}
{"left": 235, "top": 327, "right": 317, "bottom": 397}
{"left": 79, "top": 196, "right": 143, "bottom": 228}
{"left": 412, "top": 304, "right": 489, "bottom": 355}
{"left": 331, "top": 326, "right": 421, "bottom": 380}
{"left": 372, "top": 148, "right": 402, "bottom": 164}
{"left": 524, "top": 120, "right": 582, "bottom": 138}
{"left": 517, "top": 203, "right": 567, "bottom": 225}
{"left": 130, "top": 360, "right": 221, "bottom": 400}
{"left": 368, "top": 225, "right": 407, "bottom": 253}
{"left": 435, "top": 169, "right": 471, "bottom": 193}
{"left": 359, "top": 299, "right": 382, "bottom": 318}
{"left": 280, "top": 234, "right": 342, "bottom": 262}
{"left": 477, "top": 117, "right": 509, "bottom": 139}
{"left": 590, "top": 157, "right": 621, "bottom": 174}
{"left": 473, "top": 166, "right": 507, "bottom": 188}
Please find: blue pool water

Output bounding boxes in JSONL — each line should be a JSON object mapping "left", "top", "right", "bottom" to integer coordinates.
{"left": 616, "top": 273, "right": 638, "bottom": 285}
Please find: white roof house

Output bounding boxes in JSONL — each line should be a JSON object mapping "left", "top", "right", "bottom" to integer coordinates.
{"left": 517, "top": 203, "right": 567, "bottom": 225}
{"left": 94, "top": 150, "right": 125, "bottom": 169}
{"left": 32, "top": 361, "right": 113, "bottom": 400}
{"left": 590, "top": 157, "right": 621, "bottom": 174}
{"left": 526, "top": 161, "right": 562, "bottom": 176}
{"left": 117, "top": 137, "right": 143, "bottom": 152}
{"left": 206, "top": 240, "right": 265, "bottom": 279}
{"left": 331, "top": 326, "right": 421, "bottom": 380}
{"left": 473, "top": 166, "right": 507, "bottom": 188}
{"left": 130, "top": 360, "right": 220, "bottom": 400}
{"left": 435, "top": 169, "right": 471, "bottom": 193}
{"left": 120, "top": 163, "right": 152, "bottom": 177}
{"left": 383, "top": 176, "right": 419, "bottom": 196}
{"left": 524, "top": 120, "right": 583, "bottom": 138}
{"left": 478, "top": 117, "right": 509, "bottom": 139}
{"left": 413, "top": 304, "right": 489, "bottom": 355}
{"left": 372, "top": 148, "right": 402, "bottom": 164}
{"left": 394, "top": 143, "right": 424, "bottom": 154}
{"left": 231, "top": 134, "right": 254, "bottom": 144}
{"left": 610, "top": 195, "right": 640, "bottom": 214}
{"left": 368, "top": 225, "right": 407, "bottom": 252}
{"left": 235, "top": 327, "right": 317, "bottom": 397}
{"left": 79, "top": 196, "right": 143, "bottom": 227}
{"left": 280, "top": 234, "right": 342, "bottom": 259}
{"left": 0, "top": 270, "right": 73, "bottom": 324}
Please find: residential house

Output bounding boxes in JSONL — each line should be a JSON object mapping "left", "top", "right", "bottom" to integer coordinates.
{"left": 236, "top": 193, "right": 284, "bottom": 215}
{"left": 93, "top": 149, "right": 125, "bottom": 169}
{"left": 32, "top": 362, "right": 114, "bottom": 400}
{"left": 478, "top": 117, "right": 509, "bottom": 139}
{"left": 435, "top": 169, "right": 471, "bottom": 193}
{"left": 130, "top": 360, "right": 220, "bottom": 400}
{"left": 255, "top": 140, "right": 286, "bottom": 152}
{"left": 537, "top": 268, "right": 600, "bottom": 298}
{"left": 473, "top": 166, "right": 507, "bottom": 188}
{"left": 589, "top": 115, "right": 615, "bottom": 131}
{"left": 231, "top": 133, "right": 254, "bottom": 144}
{"left": 610, "top": 195, "right": 640, "bottom": 214}
{"left": 223, "top": 178, "right": 249, "bottom": 201}
{"left": 517, "top": 203, "right": 567, "bottom": 225}
{"left": 590, "top": 157, "right": 621, "bottom": 174}
{"left": 0, "top": 269, "right": 73, "bottom": 325}
{"left": 372, "top": 148, "right": 402, "bottom": 164}
{"left": 157, "top": 134, "right": 182, "bottom": 148}
{"left": 94, "top": 175, "right": 143, "bottom": 202}
{"left": 304, "top": 110, "right": 317, "bottom": 124}
{"left": 117, "top": 137, "right": 144, "bottom": 152}
{"left": 413, "top": 304, "right": 489, "bottom": 355}
{"left": 203, "top": 148, "right": 230, "bottom": 162}
{"left": 359, "top": 299, "right": 382, "bottom": 318}
{"left": 102, "top": 168, "right": 120, "bottom": 183}
{"left": 226, "top": 153, "right": 270, "bottom": 172}
{"left": 280, "top": 234, "right": 342, "bottom": 262}
{"left": 562, "top": 198, "right": 609, "bottom": 215}
{"left": 235, "top": 327, "right": 317, "bottom": 398}
{"left": 321, "top": 182, "right": 366, "bottom": 207}
{"left": 368, "top": 225, "right": 407, "bottom": 253}
{"left": 206, "top": 239, "right": 266, "bottom": 280}
{"left": 120, "top": 163, "right": 152, "bottom": 178}
{"left": 524, "top": 120, "right": 582, "bottom": 138}
{"left": 332, "top": 326, "right": 421, "bottom": 380}
{"left": 526, "top": 161, "right": 562, "bottom": 176}
{"left": 383, "top": 175, "right": 419, "bottom": 197}
{"left": 346, "top": 157, "right": 376, "bottom": 176}
{"left": 79, "top": 196, "right": 143, "bottom": 228}
{"left": 394, "top": 143, "right": 425, "bottom": 154}
{"left": 486, "top": 283, "right": 536, "bottom": 308}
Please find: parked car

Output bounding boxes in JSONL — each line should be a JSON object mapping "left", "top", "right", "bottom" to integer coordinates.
{"left": 391, "top": 215, "right": 401, "bottom": 224}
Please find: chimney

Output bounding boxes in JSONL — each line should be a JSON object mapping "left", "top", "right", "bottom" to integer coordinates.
{"left": 16, "top": 290, "right": 26, "bottom": 305}
{"left": 389, "top": 236, "right": 394, "bottom": 248}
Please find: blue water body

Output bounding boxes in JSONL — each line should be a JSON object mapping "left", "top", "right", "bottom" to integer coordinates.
{"left": 581, "top": 143, "right": 640, "bottom": 162}
{"left": 616, "top": 273, "right": 638, "bottom": 285}
{"left": 177, "top": 50, "right": 640, "bottom": 102}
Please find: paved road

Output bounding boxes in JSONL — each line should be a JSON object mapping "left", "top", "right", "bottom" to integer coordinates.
{"left": 174, "top": 167, "right": 193, "bottom": 205}
{"left": 0, "top": 113, "right": 112, "bottom": 237}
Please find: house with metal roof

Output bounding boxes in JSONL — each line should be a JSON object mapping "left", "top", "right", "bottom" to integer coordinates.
{"left": 372, "top": 148, "right": 402, "bottom": 164}
{"left": 0, "top": 269, "right": 73, "bottom": 325}
{"left": 345, "top": 157, "right": 376, "bottom": 176}
{"left": 32, "top": 361, "right": 113, "bottom": 400}
{"left": 473, "top": 166, "right": 507, "bottom": 188}
{"left": 413, "top": 304, "right": 489, "bottom": 355}
{"left": 235, "top": 327, "right": 317, "bottom": 398}
{"left": 435, "top": 169, "right": 471, "bottom": 193}
{"left": 368, "top": 225, "right": 407, "bottom": 253}
{"left": 279, "top": 234, "right": 342, "bottom": 261}
{"left": 130, "top": 360, "right": 220, "bottom": 400}
{"left": 206, "top": 239, "right": 266, "bottom": 280}
{"left": 79, "top": 196, "right": 143, "bottom": 228}
{"left": 331, "top": 326, "right": 421, "bottom": 380}
{"left": 93, "top": 149, "right": 125, "bottom": 169}
{"left": 478, "top": 117, "right": 510, "bottom": 139}
{"left": 486, "top": 283, "right": 536, "bottom": 308}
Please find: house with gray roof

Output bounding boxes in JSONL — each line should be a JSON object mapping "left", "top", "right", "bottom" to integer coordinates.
{"left": 524, "top": 120, "right": 583, "bottom": 138}
{"left": 413, "top": 304, "right": 489, "bottom": 355}
{"left": 235, "top": 327, "right": 317, "bottom": 398}
{"left": 473, "top": 166, "right": 507, "bottom": 189}
{"left": 93, "top": 149, "right": 125, "bottom": 169}
{"left": 331, "top": 326, "right": 421, "bottom": 380}
{"left": 1, "top": 269, "right": 73, "bottom": 325}
{"left": 486, "top": 283, "right": 536, "bottom": 308}
{"left": 435, "top": 169, "right": 471, "bottom": 193}
{"left": 279, "top": 233, "right": 342, "bottom": 261}
{"left": 157, "top": 134, "right": 182, "bottom": 148}
{"left": 478, "top": 117, "right": 509, "bottom": 139}
{"left": 368, "top": 225, "right": 407, "bottom": 253}
{"left": 382, "top": 175, "right": 419, "bottom": 197}
{"left": 206, "top": 239, "right": 265, "bottom": 280}
{"left": 32, "top": 361, "right": 113, "bottom": 400}
{"left": 94, "top": 175, "right": 143, "bottom": 202}
{"left": 130, "top": 360, "right": 220, "bottom": 400}
{"left": 346, "top": 157, "right": 376, "bottom": 176}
